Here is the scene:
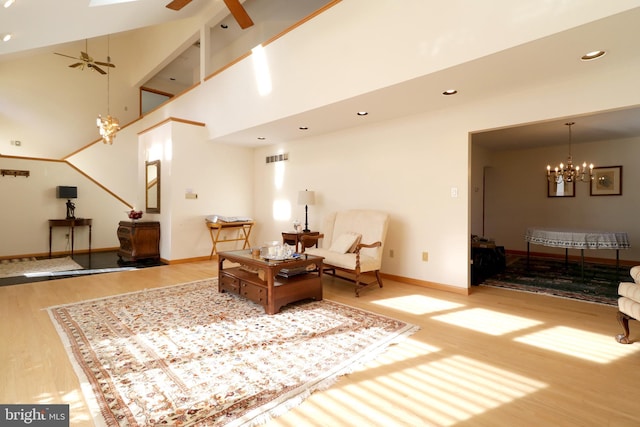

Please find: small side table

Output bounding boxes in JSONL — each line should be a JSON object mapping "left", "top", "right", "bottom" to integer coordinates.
{"left": 282, "top": 231, "right": 320, "bottom": 253}
{"left": 49, "top": 218, "right": 92, "bottom": 258}
{"left": 206, "top": 221, "right": 254, "bottom": 259}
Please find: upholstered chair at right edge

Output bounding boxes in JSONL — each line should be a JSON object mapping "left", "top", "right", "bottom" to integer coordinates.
{"left": 616, "top": 266, "right": 640, "bottom": 344}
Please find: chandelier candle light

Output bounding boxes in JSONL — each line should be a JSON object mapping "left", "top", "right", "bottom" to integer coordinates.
{"left": 546, "top": 122, "right": 594, "bottom": 183}
{"left": 97, "top": 36, "right": 119, "bottom": 144}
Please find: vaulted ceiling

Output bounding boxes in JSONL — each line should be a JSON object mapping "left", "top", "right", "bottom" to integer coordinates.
{"left": 2, "top": 1, "right": 640, "bottom": 154}
{"left": 0, "top": 0, "right": 214, "bottom": 56}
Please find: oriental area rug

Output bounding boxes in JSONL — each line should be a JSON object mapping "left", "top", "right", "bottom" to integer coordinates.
{"left": 480, "top": 256, "right": 626, "bottom": 306}
{"left": 0, "top": 256, "right": 82, "bottom": 279}
{"left": 48, "top": 279, "right": 418, "bottom": 427}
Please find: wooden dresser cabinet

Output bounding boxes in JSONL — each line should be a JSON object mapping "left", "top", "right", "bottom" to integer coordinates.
{"left": 117, "top": 221, "right": 160, "bottom": 262}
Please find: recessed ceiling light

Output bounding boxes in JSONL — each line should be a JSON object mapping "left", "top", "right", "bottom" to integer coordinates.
{"left": 442, "top": 89, "right": 458, "bottom": 95}
{"left": 169, "top": 77, "right": 176, "bottom": 81}
{"left": 581, "top": 50, "right": 606, "bottom": 61}
{"left": 4, "top": 0, "right": 15, "bottom": 9}
{"left": 257, "top": 136, "right": 266, "bottom": 140}
{"left": 357, "top": 111, "right": 368, "bottom": 116}
{"left": 299, "top": 126, "right": 309, "bottom": 130}
{"left": 2, "top": 34, "right": 11, "bottom": 42}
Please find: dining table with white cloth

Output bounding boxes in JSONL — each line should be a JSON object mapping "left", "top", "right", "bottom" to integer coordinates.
{"left": 524, "top": 227, "right": 630, "bottom": 280}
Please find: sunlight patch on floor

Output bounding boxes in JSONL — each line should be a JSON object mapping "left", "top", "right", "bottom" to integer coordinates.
{"left": 35, "top": 392, "right": 54, "bottom": 404}
{"left": 362, "top": 338, "right": 441, "bottom": 369}
{"left": 322, "top": 355, "right": 548, "bottom": 426}
{"left": 34, "top": 390, "right": 90, "bottom": 425}
{"left": 431, "top": 308, "right": 543, "bottom": 335}
{"left": 514, "top": 326, "right": 640, "bottom": 363}
{"left": 371, "top": 294, "right": 464, "bottom": 315}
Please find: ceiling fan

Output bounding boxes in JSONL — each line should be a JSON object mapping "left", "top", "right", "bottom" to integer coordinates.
{"left": 54, "top": 40, "right": 115, "bottom": 75}
{"left": 166, "top": 0, "right": 254, "bottom": 29}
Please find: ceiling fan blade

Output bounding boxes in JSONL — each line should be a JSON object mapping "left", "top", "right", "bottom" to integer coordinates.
{"left": 92, "top": 64, "right": 107, "bottom": 75}
{"left": 80, "top": 51, "right": 92, "bottom": 62}
{"left": 69, "top": 63, "right": 83, "bottom": 68}
{"left": 55, "top": 52, "right": 80, "bottom": 60}
{"left": 166, "top": 0, "right": 192, "bottom": 11}
{"left": 95, "top": 61, "right": 115, "bottom": 68}
{"left": 223, "top": 0, "right": 254, "bottom": 29}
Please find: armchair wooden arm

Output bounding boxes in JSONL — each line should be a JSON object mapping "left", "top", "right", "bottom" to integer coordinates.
{"left": 350, "top": 241, "right": 383, "bottom": 296}
{"left": 353, "top": 241, "right": 381, "bottom": 253}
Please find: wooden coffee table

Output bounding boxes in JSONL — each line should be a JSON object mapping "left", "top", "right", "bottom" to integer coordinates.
{"left": 218, "top": 250, "right": 324, "bottom": 314}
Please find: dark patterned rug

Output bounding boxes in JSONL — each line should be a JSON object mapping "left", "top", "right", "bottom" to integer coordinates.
{"left": 480, "top": 256, "right": 629, "bottom": 306}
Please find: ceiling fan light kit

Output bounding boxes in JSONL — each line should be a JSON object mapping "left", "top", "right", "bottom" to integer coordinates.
{"left": 96, "top": 36, "right": 119, "bottom": 144}
{"left": 53, "top": 36, "right": 120, "bottom": 143}
{"left": 54, "top": 40, "right": 115, "bottom": 75}
{"left": 61, "top": 0, "right": 254, "bottom": 145}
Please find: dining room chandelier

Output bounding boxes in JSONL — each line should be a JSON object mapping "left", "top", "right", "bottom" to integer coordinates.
{"left": 546, "top": 122, "right": 594, "bottom": 183}
{"left": 96, "top": 36, "right": 119, "bottom": 144}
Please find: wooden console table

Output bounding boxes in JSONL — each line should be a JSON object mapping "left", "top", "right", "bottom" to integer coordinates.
{"left": 49, "top": 218, "right": 92, "bottom": 258}
{"left": 206, "top": 221, "right": 254, "bottom": 259}
{"left": 218, "top": 249, "right": 323, "bottom": 315}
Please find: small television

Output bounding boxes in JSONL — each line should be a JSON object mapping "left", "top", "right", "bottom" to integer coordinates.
{"left": 56, "top": 186, "right": 77, "bottom": 199}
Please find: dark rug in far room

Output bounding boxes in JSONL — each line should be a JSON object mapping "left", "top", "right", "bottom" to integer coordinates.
{"left": 480, "top": 256, "right": 629, "bottom": 306}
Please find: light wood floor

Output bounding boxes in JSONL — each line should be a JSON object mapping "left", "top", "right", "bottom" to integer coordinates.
{"left": 1, "top": 260, "right": 638, "bottom": 426}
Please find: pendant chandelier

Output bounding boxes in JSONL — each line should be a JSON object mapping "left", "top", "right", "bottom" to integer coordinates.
{"left": 96, "top": 36, "right": 119, "bottom": 144}
{"left": 546, "top": 122, "right": 594, "bottom": 183}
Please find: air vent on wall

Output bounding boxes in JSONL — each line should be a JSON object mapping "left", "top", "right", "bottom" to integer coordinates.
{"left": 265, "top": 153, "right": 289, "bottom": 164}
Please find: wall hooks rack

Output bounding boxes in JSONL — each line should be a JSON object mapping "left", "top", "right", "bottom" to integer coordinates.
{"left": 1, "top": 169, "right": 30, "bottom": 177}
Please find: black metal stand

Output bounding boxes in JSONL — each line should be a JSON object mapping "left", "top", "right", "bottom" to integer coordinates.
{"left": 66, "top": 200, "right": 76, "bottom": 219}
{"left": 303, "top": 204, "right": 310, "bottom": 232}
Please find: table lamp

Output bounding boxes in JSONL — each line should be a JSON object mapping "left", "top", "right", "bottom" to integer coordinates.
{"left": 297, "top": 190, "right": 315, "bottom": 232}
{"left": 57, "top": 186, "right": 78, "bottom": 219}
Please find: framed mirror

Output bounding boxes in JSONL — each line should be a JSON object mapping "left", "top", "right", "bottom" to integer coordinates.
{"left": 145, "top": 160, "right": 161, "bottom": 213}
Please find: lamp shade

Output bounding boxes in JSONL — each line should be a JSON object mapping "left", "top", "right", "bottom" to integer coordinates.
{"left": 298, "top": 190, "right": 315, "bottom": 206}
{"left": 56, "top": 186, "right": 77, "bottom": 199}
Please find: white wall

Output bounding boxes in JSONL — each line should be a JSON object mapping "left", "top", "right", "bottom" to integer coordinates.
{"left": 156, "top": 0, "right": 640, "bottom": 142}
{"left": 248, "top": 55, "right": 640, "bottom": 290}
{"left": 3, "top": 1, "right": 640, "bottom": 289}
{"left": 470, "top": 144, "right": 491, "bottom": 238}
{"left": 69, "top": 134, "right": 139, "bottom": 209}
{"left": 479, "top": 137, "right": 640, "bottom": 262}
{"left": 0, "top": 157, "right": 128, "bottom": 257}
{"left": 137, "top": 119, "right": 253, "bottom": 262}
{"left": 168, "top": 122, "right": 254, "bottom": 261}
{"left": 251, "top": 109, "right": 471, "bottom": 288}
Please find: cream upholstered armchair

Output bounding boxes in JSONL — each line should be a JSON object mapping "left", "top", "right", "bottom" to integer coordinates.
{"left": 301, "top": 210, "right": 390, "bottom": 297}
{"left": 616, "top": 266, "right": 640, "bottom": 344}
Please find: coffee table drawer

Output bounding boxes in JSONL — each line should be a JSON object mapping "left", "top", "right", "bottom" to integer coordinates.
{"left": 220, "top": 272, "right": 240, "bottom": 293}
{"left": 241, "top": 281, "right": 266, "bottom": 304}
